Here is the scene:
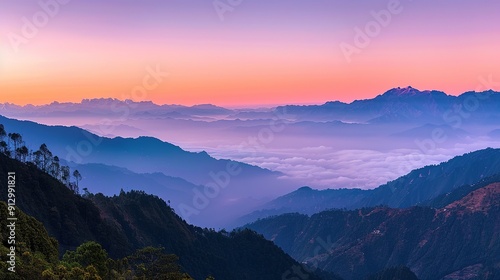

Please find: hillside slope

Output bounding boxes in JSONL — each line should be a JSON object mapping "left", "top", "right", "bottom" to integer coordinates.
{"left": 246, "top": 183, "right": 500, "bottom": 280}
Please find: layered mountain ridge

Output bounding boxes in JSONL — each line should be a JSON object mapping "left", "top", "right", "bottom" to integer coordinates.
{"left": 246, "top": 182, "right": 500, "bottom": 280}
{"left": 0, "top": 153, "right": 326, "bottom": 280}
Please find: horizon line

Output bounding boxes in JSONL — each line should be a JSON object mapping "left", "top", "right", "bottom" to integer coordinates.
{"left": 1, "top": 86, "right": 497, "bottom": 109}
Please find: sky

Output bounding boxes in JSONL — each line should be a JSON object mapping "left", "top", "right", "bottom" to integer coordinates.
{"left": 1, "top": 0, "right": 500, "bottom": 107}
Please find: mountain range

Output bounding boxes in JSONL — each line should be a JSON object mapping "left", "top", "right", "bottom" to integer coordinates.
{"left": 0, "top": 153, "right": 330, "bottom": 280}
{"left": 1, "top": 86, "right": 500, "bottom": 279}
{"left": 2, "top": 87, "right": 499, "bottom": 124}
{"left": 2, "top": 86, "right": 500, "bottom": 227}
{"left": 245, "top": 179, "right": 500, "bottom": 279}
{"left": 2, "top": 87, "right": 499, "bottom": 192}
{"left": 0, "top": 115, "right": 288, "bottom": 227}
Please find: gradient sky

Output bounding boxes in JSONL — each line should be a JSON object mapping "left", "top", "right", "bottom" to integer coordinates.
{"left": 1, "top": 0, "right": 500, "bottom": 106}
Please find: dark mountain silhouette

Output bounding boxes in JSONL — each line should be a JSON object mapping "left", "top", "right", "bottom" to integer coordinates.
{"left": 246, "top": 182, "right": 500, "bottom": 280}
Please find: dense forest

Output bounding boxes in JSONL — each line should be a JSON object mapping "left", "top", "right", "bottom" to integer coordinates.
{"left": 0, "top": 201, "right": 194, "bottom": 279}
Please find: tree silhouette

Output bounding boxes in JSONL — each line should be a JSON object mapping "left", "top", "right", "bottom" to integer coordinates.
{"left": 0, "top": 125, "right": 6, "bottom": 156}
{"left": 50, "top": 156, "right": 61, "bottom": 179}
{"left": 0, "top": 124, "right": 6, "bottom": 140}
{"left": 82, "top": 187, "right": 91, "bottom": 198}
{"left": 39, "top": 143, "right": 53, "bottom": 172}
{"left": 16, "top": 145, "right": 29, "bottom": 162}
{"left": 73, "top": 169, "right": 82, "bottom": 189}
{"left": 33, "top": 150, "right": 43, "bottom": 169}
{"left": 8, "top": 132, "right": 22, "bottom": 159}
{"left": 0, "top": 141, "right": 8, "bottom": 155}
{"left": 61, "top": 165, "right": 71, "bottom": 187}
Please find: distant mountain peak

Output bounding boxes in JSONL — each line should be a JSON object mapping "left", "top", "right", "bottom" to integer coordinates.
{"left": 190, "top": 104, "right": 220, "bottom": 109}
{"left": 383, "top": 86, "right": 423, "bottom": 96}
{"left": 378, "top": 86, "right": 451, "bottom": 100}
{"left": 399, "top": 85, "right": 418, "bottom": 92}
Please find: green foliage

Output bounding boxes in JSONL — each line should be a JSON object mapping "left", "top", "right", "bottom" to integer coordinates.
{"left": 0, "top": 202, "right": 58, "bottom": 280}
{"left": 0, "top": 204, "right": 192, "bottom": 280}
{"left": 62, "top": 241, "right": 109, "bottom": 277}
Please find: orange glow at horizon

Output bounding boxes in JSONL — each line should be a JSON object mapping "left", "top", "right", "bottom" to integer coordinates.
{"left": 1, "top": 1, "right": 500, "bottom": 107}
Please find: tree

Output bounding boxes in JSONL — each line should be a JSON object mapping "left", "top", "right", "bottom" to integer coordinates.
{"left": 8, "top": 132, "right": 22, "bottom": 159}
{"left": 33, "top": 150, "right": 43, "bottom": 169}
{"left": 62, "top": 241, "right": 109, "bottom": 278}
{"left": 39, "top": 144, "right": 53, "bottom": 172}
{"left": 82, "top": 188, "right": 91, "bottom": 198}
{"left": 61, "top": 166, "right": 71, "bottom": 187}
{"left": 68, "top": 182, "right": 79, "bottom": 196}
{"left": 0, "top": 124, "right": 6, "bottom": 140}
{"left": 16, "top": 145, "right": 29, "bottom": 162}
{"left": 49, "top": 156, "right": 61, "bottom": 179}
{"left": 0, "top": 140, "right": 8, "bottom": 155}
{"left": 0, "top": 125, "right": 7, "bottom": 156}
